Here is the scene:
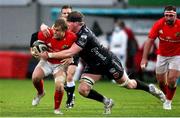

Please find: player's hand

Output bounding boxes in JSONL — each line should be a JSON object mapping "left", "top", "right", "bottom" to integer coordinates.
{"left": 40, "top": 23, "right": 51, "bottom": 38}
{"left": 30, "top": 48, "right": 40, "bottom": 59}
{"left": 140, "top": 58, "right": 148, "bottom": 70}
{"left": 39, "top": 51, "right": 49, "bottom": 60}
{"left": 60, "top": 58, "right": 74, "bottom": 66}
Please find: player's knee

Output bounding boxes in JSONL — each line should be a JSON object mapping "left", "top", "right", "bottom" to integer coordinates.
{"left": 78, "top": 77, "right": 94, "bottom": 97}
{"left": 78, "top": 76, "right": 95, "bottom": 96}
{"left": 55, "top": 81, "right": 64, "bottom": 92}
{"left": 167, "top": 76, "right": 177, "bottom": 88}
{"left": 67, "top": 67, "right": 76, "bottom": 81}
{"left": 167, "top": 78, "right": 176, "bottom": 85}
{"left": 78, "top": 82, "right": 91, "bottom": 97}
{"left": 168, "top": 74, "right": 178, "bottom": 81}
{"left": 55, "top": 76, "right": 66, "bottom": 91}
{"left": 32, "top": 68, "right": 45, "bottom": 82}
{"left": 156, "top": 74, "right": 166, "bottom": 82}
{"left": 32, "top": 74, "right": 41, "bottom": 82}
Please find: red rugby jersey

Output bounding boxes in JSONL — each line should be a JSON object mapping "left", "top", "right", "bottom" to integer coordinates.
{"left": 38, "top": 29, "right": 77, "bottom": 64}
{"left": 148, "top": 18, "right": 180, "bottom": 56}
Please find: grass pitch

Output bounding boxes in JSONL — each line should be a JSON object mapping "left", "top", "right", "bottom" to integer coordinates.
{"left": 0, "top": 79, "right": 180, "bottom": 117}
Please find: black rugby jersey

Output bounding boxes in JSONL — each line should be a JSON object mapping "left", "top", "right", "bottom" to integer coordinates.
{"left": 75, "top": 25, "right": 113, "bottom": 67}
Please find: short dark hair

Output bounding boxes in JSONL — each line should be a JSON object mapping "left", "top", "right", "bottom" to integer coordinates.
{"left": 54, "top": 18, "right": 68, "bottom": 31}
{"left": 61, "top": 5, "right": 72, "bottom": 12}
{"left": 164, "top": 5, "right": 176, "bottom": 12}
{"left": 67, "top": 11, "right": 84, "bottom": 22}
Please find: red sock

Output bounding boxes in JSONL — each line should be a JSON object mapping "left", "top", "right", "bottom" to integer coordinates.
{"left": 54, "top": 90, "right": 64, "bottom": 110}
{"left": 166, "top": 86, "right": 176, "bottom": 100}
{"left": 159, "top": 83, "right": 167, "bottom": 95}
{"left": 33, "top": 79, "right": 44, "bottom": 95}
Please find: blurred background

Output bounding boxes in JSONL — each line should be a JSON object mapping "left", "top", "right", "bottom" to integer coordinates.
{"left": 0, "top": 0, "right": 179, "bottom": 82}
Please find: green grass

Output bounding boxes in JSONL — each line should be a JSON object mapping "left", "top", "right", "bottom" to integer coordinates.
{"left": 0, "top": 79, "right": 180, "bottom": 117}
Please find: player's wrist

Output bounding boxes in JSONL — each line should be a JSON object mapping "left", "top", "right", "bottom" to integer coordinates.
{"left": 47, "top": 52, "right": 54, "bottom": 58}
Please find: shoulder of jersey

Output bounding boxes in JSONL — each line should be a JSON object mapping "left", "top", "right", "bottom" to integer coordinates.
{"left": 176, "top": 19, "right": 180, "bottom": 24}
{"left": 153, "top": 18, "right": 165, "bottom": 27}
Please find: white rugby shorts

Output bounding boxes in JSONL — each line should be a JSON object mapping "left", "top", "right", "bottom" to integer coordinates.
{"left": 36, "top": 59, "right": 65, "bottom": 76}
{"left": 156, "top": 55, "right": 180, "bottom": 74}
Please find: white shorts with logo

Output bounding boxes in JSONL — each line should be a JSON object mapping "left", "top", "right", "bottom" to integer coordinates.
{"left": 156, "top": 55, "right": 180, "bottom": 74}
{"left": 36, "top": 59, "right": 66, "bottom": 77}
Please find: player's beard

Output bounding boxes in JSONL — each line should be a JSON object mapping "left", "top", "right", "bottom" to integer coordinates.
{"left": 166, "top": 19, "right": 174, "bottom": 25}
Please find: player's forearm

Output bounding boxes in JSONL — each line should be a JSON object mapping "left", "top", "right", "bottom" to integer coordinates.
{"left": 142, "top": 38, "right": 154, "bottom": 59}
{"left": 47, "top": 43, "right": 82, "bottom": 59}
{"left": 48, "top": 50, "right": 74, "bottom": 59}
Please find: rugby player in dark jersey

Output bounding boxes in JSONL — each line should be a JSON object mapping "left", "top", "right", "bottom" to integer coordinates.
{"left": 39, "top": 11, "right": 166, "bottom": 114}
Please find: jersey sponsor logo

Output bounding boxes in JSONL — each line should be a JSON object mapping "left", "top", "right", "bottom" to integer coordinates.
{"left": 159, "top": 36, "right": 180, "bottom": 42}
{"left": 91, "top": 47, "right": 107, "bottom": 61}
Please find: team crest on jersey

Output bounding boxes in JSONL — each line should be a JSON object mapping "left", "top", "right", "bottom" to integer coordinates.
{"left": 79, "top": 35, "right": 87, "bottom": 46}
{"left": 62, "top": 45, "right": 68, "bottom": 49}
{"left": 81, "top": 34, "right": 87, "bottom": 39}
{"left": 175, "top": 32, "right": 180, "bottom": 37}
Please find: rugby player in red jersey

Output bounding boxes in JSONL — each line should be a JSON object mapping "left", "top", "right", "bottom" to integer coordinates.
{"left": 30, "top": 18, "right": 77, "bottom": 114}
{"left": 40, "top": 5, "right": 78, "bottom": 108}
{"left": 141, "top": 5, "right": 180, "bottom": 110}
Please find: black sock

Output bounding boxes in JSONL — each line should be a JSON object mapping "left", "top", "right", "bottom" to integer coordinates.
{"left": 135, "top": 79, "right": 149, "bottom": 92}
{"left": 86, "top": 89, "right": 104, "bottom": 103}
{"left": 66, "top": 86, "right": 75, "bottom": 103}
{"left": 64, "top": 84, "right": 67, "bottom": 92}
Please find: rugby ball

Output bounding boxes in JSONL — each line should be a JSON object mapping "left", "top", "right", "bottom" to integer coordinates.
{"left": 32, "top": 40, "right": 48, "bottom": 53}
